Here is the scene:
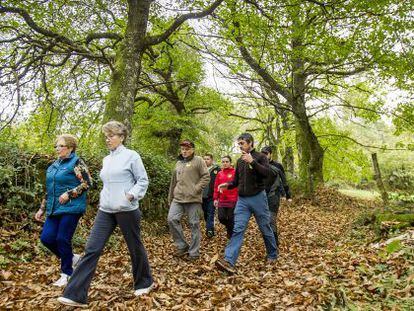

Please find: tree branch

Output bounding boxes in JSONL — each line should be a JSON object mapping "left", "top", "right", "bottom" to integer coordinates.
{"left": 145, "top": 0, "right": 224, "bottom": 46}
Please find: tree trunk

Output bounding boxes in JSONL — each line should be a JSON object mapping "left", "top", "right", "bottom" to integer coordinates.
{"left": 291, "top": 34, "right": 324, "bottom": 195}
{"left": 280, "top": 110, "right": 294, "bottom": 175}
{"left": 103, "top": 0, "right": 152, "bottom": 133}
{"left": 371, "top": 153, "right": 389, "bottom": 207}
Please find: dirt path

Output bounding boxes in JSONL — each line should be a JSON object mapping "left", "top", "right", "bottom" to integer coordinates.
{"left": 1, "top": 190, "right": 399, "bottom": 310}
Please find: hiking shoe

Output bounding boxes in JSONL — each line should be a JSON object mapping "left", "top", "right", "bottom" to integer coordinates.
{"left": 134, "top": 283, "right": 154, "bottom": 296}
{"left": 215, "top": 258, "right": 235, "bottom": 275}
{"left": 206, "top": 230, "right": 215, "bottom": 238}
{"left": 72, "top": 253, "right": 81, "bottom": 269}
{"left": 173, "top": 247, "right": 189, "bottom": 258}
{"left": 266, "top": 257, "right": 278, "bottom": 265}
{"left": 57, "top": 297, "right": 87, "bottom": 308}
{"left": 187, "top": 255, "right": 199, "bottom": 261}
{"left": 52, "top": 273, "right": 69, "bottom": 287}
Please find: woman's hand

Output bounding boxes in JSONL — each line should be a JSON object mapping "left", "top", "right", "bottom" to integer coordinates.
{"left": 126, "top": 193, "right": 134, "bottom": 202}
{"left": 213, "top": 200, "right": 219, "bottom": 208}
{"left": 59, "top": 192, "right": 69, "bottom": 204}
{"left": 35, "top": 209, "right": 44, "bottom": 221}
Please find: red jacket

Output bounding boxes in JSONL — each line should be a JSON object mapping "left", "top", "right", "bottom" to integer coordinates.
{"left": 213, "top": 167, "right": 238, "bottom": 208}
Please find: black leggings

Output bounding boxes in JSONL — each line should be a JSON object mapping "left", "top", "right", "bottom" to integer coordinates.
{"left": 218, "top": 207, "right": 235, "bottom": 238}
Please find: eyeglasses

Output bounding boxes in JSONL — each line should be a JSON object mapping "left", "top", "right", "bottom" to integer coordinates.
{"left": 105, "top": 134, "right": 118, "bottom": 140}
{"left": 54, "top": 144, "right": 67, "bottom": 149}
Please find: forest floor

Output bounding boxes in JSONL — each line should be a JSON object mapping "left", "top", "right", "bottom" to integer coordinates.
{"left": 1, "top": 188, "right": 413, "bottom": 310}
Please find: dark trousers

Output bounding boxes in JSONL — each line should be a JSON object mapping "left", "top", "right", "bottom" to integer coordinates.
{"left": 202, "top": 198, "right": 215, "bottom": 233}
{"left": 63, "top": 209, "right": 153, "bottom": 304}
{"left": 40, "top": 214, "right": 81, "bottom": 275}
{"left": 267, "top": 192, "right": 281, "bottom": 247}
{"left": 218, "top": 207, "right": 235, "bottom": 238}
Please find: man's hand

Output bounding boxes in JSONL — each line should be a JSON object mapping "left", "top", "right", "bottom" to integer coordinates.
{"left": 218, "top": 183, "right": 228, "bottom": 193}
{"left": 214, "top": 200, "right": 218, "bottom": 207}
{"left": 241, "top": 151, "right": 254, "bottom": 164}
{"left": 34, "top": 208, "right": 44, "bottom": 222}
{"left": 287, "top": 198, "right": 292, "bottom": 202}
{"left": 59, "top": 193, "right": 69, "bottom": 204}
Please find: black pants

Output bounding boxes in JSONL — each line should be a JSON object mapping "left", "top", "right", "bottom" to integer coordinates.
{"left": 267, "top": 192, "right": 281, "bottom": 247}
{"left": 218, "top": 207, "right": 235, "bottom": 238}
{"left": 63, "top": 209, "right": 153, "bottom": 304}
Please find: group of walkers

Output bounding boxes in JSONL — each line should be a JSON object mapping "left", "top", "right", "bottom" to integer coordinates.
{"left": 35, "top": 121, "right": 290, "bottom": 307}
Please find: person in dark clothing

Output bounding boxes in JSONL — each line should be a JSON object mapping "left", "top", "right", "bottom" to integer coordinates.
{"left": 215, "top": 133, "right": 278, "bottom": 275}
{"left": 261, "top": 146, "right": 292, "bottom": 249}
{"left": 202, "top": 154, "right": 220, "bottom": 238}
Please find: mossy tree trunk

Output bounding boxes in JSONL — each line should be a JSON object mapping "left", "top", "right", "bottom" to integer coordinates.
{"left": 103, "top": 0, "right": 152, "bottom": 133}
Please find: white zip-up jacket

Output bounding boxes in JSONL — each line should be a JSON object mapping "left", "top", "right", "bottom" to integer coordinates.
{"left": 99, "top": 145, "right": 149, "bottom": 213}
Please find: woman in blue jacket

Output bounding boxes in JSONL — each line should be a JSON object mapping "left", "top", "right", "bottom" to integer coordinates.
{"left": 34, "top": 134, "right": 92, "bottom": 287}
{"left": 58, "top": 121, "right": 153, "bottom": 308}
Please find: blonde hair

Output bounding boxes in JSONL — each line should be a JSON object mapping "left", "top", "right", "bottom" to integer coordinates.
{"left": 102, "top": 120, "right": 128, "bottom": 142}
{"left": 56, "top": 134, "right": 78, "bottom": 152}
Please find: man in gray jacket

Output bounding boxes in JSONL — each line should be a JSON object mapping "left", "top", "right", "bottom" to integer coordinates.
{"left": 168, "top": 140, "right": 210, "bottom": 260}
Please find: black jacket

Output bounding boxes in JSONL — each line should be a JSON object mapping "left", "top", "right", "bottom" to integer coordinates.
{"left": 264, "top": 160, "right": 291, "bottom": 199}
{"left": 203, "top": 164, "right": 220, "bottom": 199}
{"left": 228, "top": 149, "right": 271, "bottom": 197}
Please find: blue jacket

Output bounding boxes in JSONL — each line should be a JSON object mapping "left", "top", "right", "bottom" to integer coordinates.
{"left": 45, "top": 152, "right": 87, "bottom": 216}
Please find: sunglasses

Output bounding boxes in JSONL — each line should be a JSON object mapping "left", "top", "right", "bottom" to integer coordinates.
{"left": 54, "top": 144, "right": 67, "bottom": 149}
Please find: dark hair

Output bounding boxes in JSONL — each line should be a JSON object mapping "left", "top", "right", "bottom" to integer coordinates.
{"left": 261, "top": 146, "right": 272, "bottom": 154}
{"left": 204, "top": 153, "right": 213, "bottom": 160}
{"left": 221, "top": 155, "right": 232, "bottom": 163}
{"left": 237, "top": 133, "right": 254, "bottom": 146}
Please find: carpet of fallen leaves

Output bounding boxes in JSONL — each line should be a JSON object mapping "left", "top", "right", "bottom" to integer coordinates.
{"left": 1, "top": 188, "right": 413, "bottom": 310}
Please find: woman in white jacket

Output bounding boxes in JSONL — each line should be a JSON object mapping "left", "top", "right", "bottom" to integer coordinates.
{"left": 58, "top": 121, "right": 154, "bottom": 307}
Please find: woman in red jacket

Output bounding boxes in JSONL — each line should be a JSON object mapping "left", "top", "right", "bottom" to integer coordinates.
{"left": 213, "top": 156, "right": 238, "bottom": 239}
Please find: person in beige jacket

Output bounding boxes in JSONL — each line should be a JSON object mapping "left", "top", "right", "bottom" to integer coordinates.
{"left": 167, "top": 140, "right": 210, "bottom": 260}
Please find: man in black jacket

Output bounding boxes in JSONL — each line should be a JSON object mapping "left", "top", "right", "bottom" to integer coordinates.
{"left": 216, "top": 133, "right": 277, "bottom": 274}
{"left": 202, "top": 154, "right": 220, "bottom": 238}
{"left": 261, "top": 146, "right": 292, "bottom": 249}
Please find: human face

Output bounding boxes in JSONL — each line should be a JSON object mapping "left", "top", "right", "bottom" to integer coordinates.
{"left": 237, "top": 139, "right": 252, "bottom": 153}
{"left": 221, "top": 157, "right": 231, "bottom": 169}
{"left": 55, "top": 138, "right": 73, "bottom": 159}
{"left": 263, "top": 152, "right": 272, "bottom": 160}
{"left": 105, "top": 133, "right": 123, "bottom": 150}
{"left": 203, "top": 156, "right": 213, "bottom": 167}
{"left": 180, "top": 146, "right": 194, "bottom": 158}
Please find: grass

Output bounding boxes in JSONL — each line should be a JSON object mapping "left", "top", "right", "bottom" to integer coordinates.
{"left": 339, "top": 188, "right": 381, "bottom": 201}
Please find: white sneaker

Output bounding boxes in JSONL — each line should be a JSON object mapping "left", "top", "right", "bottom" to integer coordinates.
{"left": 134, "top": 283, "right": 154, "bottom": 296}
{"left": 72, "top": 253, "right": 81, "bottom": 268}
{"left": 52, "top": 273, "right": 69, "bottom": 287}
{"left": 57, "top": 297, "right": 87, "bottom": 308}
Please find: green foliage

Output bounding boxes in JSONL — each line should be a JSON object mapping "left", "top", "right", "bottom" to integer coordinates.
{"left": 0, "top": 142, "right": 47, "bottom": 225}
{"left": 313, "top": 117, "right": 372, "bottom": 184}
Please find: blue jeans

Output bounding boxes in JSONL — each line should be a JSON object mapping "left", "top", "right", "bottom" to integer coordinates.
{"left": 202, "top": 198, "right": 215, "bottom": 233}
{"left": 224, "top": 191, "right": 277, "bottom": 266}
{"left": 40, "top": 213, "right": 81, "bottom": 275}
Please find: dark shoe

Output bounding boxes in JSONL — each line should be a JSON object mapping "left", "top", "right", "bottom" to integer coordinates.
{"left": 206, "top": 230, "right": 214, "bottom": 238}
{"left": 173, "top": 247, "right": 189, "bottom": 258}
{"left": 187, "top": 255, "right": 199, "bottom": 261}
{"left": 215, "top": 258, "right": 235, "bottom": 275}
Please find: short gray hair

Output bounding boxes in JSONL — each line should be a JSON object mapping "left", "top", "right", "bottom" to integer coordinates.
{"left": 102, "top": 121, "right": 128, "bottom": 142}
{"left": 56, "top": 134, "right": 78, "bottom": 152}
